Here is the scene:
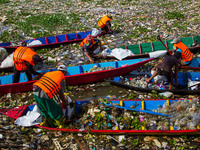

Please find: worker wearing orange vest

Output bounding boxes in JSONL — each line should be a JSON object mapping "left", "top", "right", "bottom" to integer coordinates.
{"left": 80, "top": 34, "right": 103, "bottom": 62}
{"left": 170, "top": 38, "right": 193, "bottom": 65}
{"left": 13, "top": 46, "right": 43, "bottom": 83}
{"left": 98, "top": 15, "right": 112, "bottom": 34}
{"left": 33, "top": 65, "right": 68, "bottom": 128}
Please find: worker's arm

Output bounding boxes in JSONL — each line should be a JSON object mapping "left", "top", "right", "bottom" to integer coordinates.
{"left": 106, "top": 21, "right": 112, "bottom": 32}
{"left": 25, "top": 61, "right": 40, "bottom": 75}
{"left": 59, "top": 91, "right": 68, "bottom": 107}
{"left": 84, "top": 51, "right": 94, "bottom": 62}
{"left": 152, "top": 61, "right": 161, "bottom": 71}
{"left": 59, "top": 80, "right": 68, "bottom": 108}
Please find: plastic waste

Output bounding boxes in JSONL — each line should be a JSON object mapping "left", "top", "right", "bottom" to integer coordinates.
{"left": 62, "top": 96, "right": 73, "bottom": 119}
{"left": 151, "top": 70, "right": 168, "bottom": 84}
{"left": 0, "top": 47, "right": 8, "bottom": 62}
{"left": 91, "top": 28, "right": 100, "bottom": 36}
{"left": 192, "top": 113, "right": 200, "bottom": 123}
{"left": 0, "top": 52, "right": 14, "bottom": 68}
{"left": 158, "top": 92, "right": 174, "bottom": 98}
{"left": 27, "top": 40, "right": 42, "bottom": 46}
{"left": 186, "top": 121, "right": 197, "bottom": 129}
{"left": 187, "top": 78, "right": 200, "bottom": 90}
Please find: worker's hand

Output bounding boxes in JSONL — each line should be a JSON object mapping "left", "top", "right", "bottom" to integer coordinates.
{"left": 89, "top": 59, "right": 94, "bottom": 63}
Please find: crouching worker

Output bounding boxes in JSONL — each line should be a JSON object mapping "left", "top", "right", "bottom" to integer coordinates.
{"left": 146, "top": 51, "right": 182, "bottom": 90}
{"left": 80, "top": 34, "right": 103, "bottom": 62}
{"left": 33, "top": 65, "right": 68, "bottom": 128}
{"left": 98, "top": 15, "right": 112, "bottom": 34}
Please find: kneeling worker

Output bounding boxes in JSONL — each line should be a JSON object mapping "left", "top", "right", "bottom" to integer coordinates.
{"left": 98, "top": 15, "right": 112, "bottom": 34}
{"left": 80, "top": 34, "right": 103, "bottom": 62}
{"left": 33, "top": 65, "right": 68, "bottom": 128}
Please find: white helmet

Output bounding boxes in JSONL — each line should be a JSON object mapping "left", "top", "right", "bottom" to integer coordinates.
{"left": 170, "top": 38, "right": 180, "bottom": 44}
{"left": 57, "top": 65, "right": 67, "bottom": 72}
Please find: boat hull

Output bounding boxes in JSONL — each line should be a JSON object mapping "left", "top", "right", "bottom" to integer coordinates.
{"left": 106, "top": 71, "right": 200, "bottom": 95}
{"left": 0, "top": 31, "right": 107, "bottom": 52}
{"left": 1, "top": 99, "right": 199, "bottom": 135}
{"left": 0, "top": 58, "right": 153, "bottom": 95}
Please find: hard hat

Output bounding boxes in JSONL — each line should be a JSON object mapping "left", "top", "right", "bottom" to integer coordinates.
{"left": 57, "top": 65, "right": 67, "bottom": 72}
{"left": 170, "top": 38, "right": 180, "bottom": 44}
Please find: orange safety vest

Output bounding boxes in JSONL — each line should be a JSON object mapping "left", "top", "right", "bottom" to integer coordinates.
{"left": 80, "top": 38, "right": 95, "bottom": 48}
{"left": 174, "top": 42, "right": 193, "bottom": 62}
{"left": 98, "top": 15, "right": 111, "bottom": 28}
{"left": 13, "top": 47, "right": 37, "bottom": 71}
{"left": 33, "top": 71, "right": 65, "bottom": 98}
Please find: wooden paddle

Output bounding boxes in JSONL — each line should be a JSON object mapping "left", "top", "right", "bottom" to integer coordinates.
{"left": 157, "top": 35, "right": 172, "bottom": 55}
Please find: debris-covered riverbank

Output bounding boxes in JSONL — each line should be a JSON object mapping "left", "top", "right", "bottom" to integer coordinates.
{"left": 0, "top": 0, "right": 200, "bottom": 149}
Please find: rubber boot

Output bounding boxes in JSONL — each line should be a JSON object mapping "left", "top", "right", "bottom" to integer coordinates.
{"left": 54, "top": 117, "right": 65, "bottom": 128}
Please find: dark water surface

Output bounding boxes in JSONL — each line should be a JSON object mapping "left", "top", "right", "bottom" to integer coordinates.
{"left": 69, "top": 82, "right": 133, "bottom": 101}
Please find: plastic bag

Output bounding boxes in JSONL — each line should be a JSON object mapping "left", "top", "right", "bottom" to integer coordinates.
{"left": 91, "top": 28, "right": 100, "bottom": 36}
{"left": 159, "top": 92, "right": 174, "bottom": 98}
{"left": 187, "top": 78, "right": 200, "bottom": 90}
{"left": 62, "top": 96, "right": 73, "bottom": 119}
{"left": 0, "top": 52, "right": 14, "bottom": 68}
{"left": 151, "top": 70, "right": 168, "bottom": 84}
{"left": 0, "top": 47, "right": 8, "bottom": 62}
{"left": 27, "top": 40, "right": 42, "bottom": 46}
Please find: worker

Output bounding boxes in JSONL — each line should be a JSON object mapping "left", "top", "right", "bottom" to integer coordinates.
{"left": 80, "top": 34, "right": 103, "bottom": 62}
{"left": 13, "top": 46, "right": 44, "bottom": 83}
{"left": 98, "top": 15, "right": 112, "bottom": 34}
{"left": 146, "top": 51, "right": 182, "bottom": 90}
{"left": 170, "top": 38, "right": 193, "bottom": 66}
{"left": 33, "top": 65, "right": 68, "bottom": 128}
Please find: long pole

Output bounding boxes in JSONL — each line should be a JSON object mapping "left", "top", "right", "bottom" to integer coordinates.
{"left": 157, "top": 35, "right": 172, "bottom": 55}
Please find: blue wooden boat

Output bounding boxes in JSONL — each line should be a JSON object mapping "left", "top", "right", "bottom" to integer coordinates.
{"left": 106, "top": 71, "right": 200, "bottom": 95}
{"left": 0, "top": 98, "right": 199, "bottom": 135}
{"left": 179, "top": 58, "right": 200, "bottom": 70}
{"left": 0, "top": 58, "right": 153, "bottom": 95}
{"left": 0, "top": 30, "right": 106, "bottom": 53}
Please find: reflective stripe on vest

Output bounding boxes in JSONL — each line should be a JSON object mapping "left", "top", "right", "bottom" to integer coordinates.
{"left": 98, "top": 15, "right": 111, "bottom": 28}
{"left": 80, "top": 38, "right": 95, "bottom": 48}
{"left": 33, "top": 71, "right": 65, "bottom": 98}
{"left": 174, "top": 42, "right": 193, "bottom": 62}
{"left": 13, "top": 47, "right": 37, "bottom": 71}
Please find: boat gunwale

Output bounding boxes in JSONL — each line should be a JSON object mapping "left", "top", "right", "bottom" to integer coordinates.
{"left": 1, "top": 98, "right": 200, "bottom": 136}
